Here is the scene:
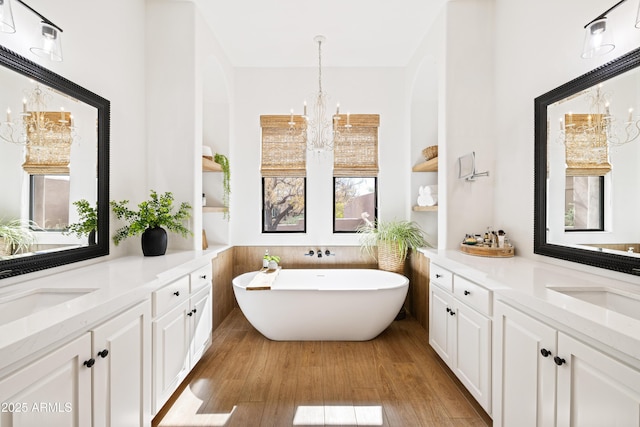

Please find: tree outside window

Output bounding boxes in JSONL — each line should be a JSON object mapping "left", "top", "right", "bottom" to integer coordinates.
{"left": 262, "top": 177, "right": 306, "bottom": 232}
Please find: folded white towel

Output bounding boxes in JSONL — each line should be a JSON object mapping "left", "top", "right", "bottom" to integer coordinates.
{"left": 247, "top": 268, "right": 280, "bottom": 290}
{"left": 420, "top": 185, "right": 438, "bottom": 195}
{"left": 418, "top": 194, "right": 438, "bottom": 207}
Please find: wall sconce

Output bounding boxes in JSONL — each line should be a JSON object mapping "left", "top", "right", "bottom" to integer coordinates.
{"left": 0, "top": 0, "right": 63, "bottom": 61}
{"left": 581, "top": 0, "right": 640, "bottom": 59}
{"left": 458, "top": 152, "right": 489, "bottom": 182}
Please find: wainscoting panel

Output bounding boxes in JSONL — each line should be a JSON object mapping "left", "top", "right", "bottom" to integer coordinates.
{"left": 212, "top": 247, "right": 235, "bottom": 331}
{"left": 409, "top": 250, "right": 430, "bottom": 331}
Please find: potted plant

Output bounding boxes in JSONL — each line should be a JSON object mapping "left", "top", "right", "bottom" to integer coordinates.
{"left": 110, "top": 190, "right": 192, "bottom": 256}
{"left": 65, "top": 199, "right": 98, "bottom": 245}
{"left": 0, "top": 219, "right": 37, "bottom": 256}
{"left": 214, "top": 153, "right": 230, "bottom": 219}
{"left": 357, "top": 216, "right": 429, "bottom": 274}
{"left": 263, "top": 254, "right": 281, "bottom": 270}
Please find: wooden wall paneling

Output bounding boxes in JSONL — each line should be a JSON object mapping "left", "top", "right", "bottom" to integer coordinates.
{"left": 212, "top": 247, "right": 235, "bottom": 331}
{"left": 409, "top": 250, "right": 429, "bottom": 331}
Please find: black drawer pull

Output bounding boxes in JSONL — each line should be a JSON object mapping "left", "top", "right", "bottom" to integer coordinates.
{"left": 540, "top": 348, "right": 551, "bottom": 358}
{"left": 554, "top": 356, "right": 566, "bottom": 366}
{"left": 173, "top": 291, "right": 180, "bottom": 297}
{"left": 464, "top": 290, "right": 471, "bottom": 296}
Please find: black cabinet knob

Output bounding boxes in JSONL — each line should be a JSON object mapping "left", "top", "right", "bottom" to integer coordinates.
{"left": 464, "top": 290, "right": 471, "bottom": 296}
{"left": 435, "top": 274, "right": 442, "bottom": 278}
{"left": 173, "top": 291, "right": 180, "bottom": 297}
{"left": 449, "top": 310, "right": 456, "bottom": 316}
{"left": 554, "top": 356, "right": 566, "bottom": 366}
{"left": 540, "top": 348, "right": 551, "bottom": 358}
{"left": 192, "top": 308, "right": 197, "bottom": 313}
{"left": 446, "top": 307, "right": 451, "bottom": 313}
{"left": 200, "top": 274, "right": 207, "bottom": 280}
{"left": 187, "top": 311, "right": 194, "bottom": 317}
{"left": 97, "top": 349, "right": 109, "bottom": 358}
{"left": 83, "top": 358, "right": 95, "bottom": 368}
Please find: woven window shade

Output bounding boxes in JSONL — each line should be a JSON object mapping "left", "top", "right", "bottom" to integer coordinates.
{"left": 22, "top": 111, "right": 72, "bottom": 175}
{"left": 260, "top": 115, "right": 307, "bottom": 177}
{"left": 333, "top": 114, "right": 379, "bottom": 177}
{"left": 565, "top": 113, "right": 611, "bottom": 176}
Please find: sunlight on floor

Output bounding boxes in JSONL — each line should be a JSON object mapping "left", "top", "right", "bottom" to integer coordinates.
{"left": 157, "top": 385, "right": 236, "bottom": 427}
{"left": 293, "top": 405, "right": 383, "bottom": 426}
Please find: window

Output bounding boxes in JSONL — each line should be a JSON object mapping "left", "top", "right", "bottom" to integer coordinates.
{"left": 260, "top": 115, "right": 307, "bottom": 233}
{"left": 30, "top": 174, "right": 70, "bottom": 231}
{"left": 334, "top": 177, "right": 377, "bottom": 232}
{"left": 262, "top": 177, "right": 306, "bottom": 232}
{"left": 565, "top": 175, "right": 604, "bottom": 231}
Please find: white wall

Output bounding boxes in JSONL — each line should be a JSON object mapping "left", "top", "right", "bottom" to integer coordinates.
{"left": 231, "top": 66, "right": 407, "bottom": 246}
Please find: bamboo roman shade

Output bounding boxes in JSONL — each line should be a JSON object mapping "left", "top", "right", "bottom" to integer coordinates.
{"left": 565, "top": 113, "right": 611, "bottom": 176}
{"left": 22, "top": 111, "right": 72, "bottom": 174}
{"left": 260, "top": 115, "right": 307, "bottom": 177}
{"left": 333, "top": 114, "right": 379, "bottom": 177}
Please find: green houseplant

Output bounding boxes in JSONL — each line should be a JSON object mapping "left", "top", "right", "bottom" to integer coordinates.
{"left": 65, "top": 199, "right": 97, "bottom": 245}
{"left": 357, "top": 217, "right": 429, "bottom": 274}
{"left": 214, "top": 153, "right": 230, "bottom": 219}
{"left": 0, "top": 219, "right": 37, "bottom": 256}
{"left": 110, "top": 190, "right": 192, "bottom": 256}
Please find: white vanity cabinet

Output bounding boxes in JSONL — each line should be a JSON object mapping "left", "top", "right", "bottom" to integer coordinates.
{"left": 428, "top": 263, "right": 492, "bottom": 413}
{"left": 152, "top": 263, "right": 212, "bottom": 414}
{"left": 493, "top": 299, "right": 640, "bottom": 427}
{"left": 0, "top": 301, "right": 151, "bottom": 427}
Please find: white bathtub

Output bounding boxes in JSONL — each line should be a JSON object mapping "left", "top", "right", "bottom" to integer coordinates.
{"left": 232, "top": 269, "right": 409, "bottom": 341}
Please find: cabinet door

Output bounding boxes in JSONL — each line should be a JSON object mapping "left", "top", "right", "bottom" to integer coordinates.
{"left": 0, "top": 333, "right": 92, "bottom": 427}
{"left": 92, "top": 301, "right": 152, "bottom": 427}
{"left": 556, "top": 332, "right": 640, "bottom": 427}
{"left": 152, "top": 299, "right": 190, "bottom": 414}
{"left": 493, "top": 301, "right": 556, "bottom": 427}
{"left": 429, "top": 285, "right": 455, "bottom": 365}
{"left": 454, "top": 301, "right": 491, "bottom": 412}
{"left": 190, "top": 285, "right": 212, "bottom": 367}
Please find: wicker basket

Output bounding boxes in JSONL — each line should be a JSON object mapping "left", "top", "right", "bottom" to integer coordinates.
{"left": 422, "top": 145, "right": 438, "bottom": 161}
{"left": 377, "top": 241, "right": 405, "bottom": 274}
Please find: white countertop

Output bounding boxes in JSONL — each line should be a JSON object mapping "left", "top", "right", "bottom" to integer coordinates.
{"left": 422, "top": 249, "right": 640, "bottom": 366}
{"left": 0, "top": 246, "right": 229, "bottom": 374}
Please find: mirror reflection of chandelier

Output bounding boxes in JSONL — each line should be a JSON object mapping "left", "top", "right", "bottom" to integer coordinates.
{"left": 559, "top": 85, "right": 640, "bottom": 148}
{"left": 0, "top": 83, "right": 75, "bottom": 147}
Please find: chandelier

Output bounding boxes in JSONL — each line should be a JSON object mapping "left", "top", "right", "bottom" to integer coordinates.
{"left": 0, "top": 83, "right": 76, "bottom": 147}
{"left": 559, "top": 84, "right": 640, "bottom": 148}
{"left": 289, "top": 35, "right": 351, "bottom": 153}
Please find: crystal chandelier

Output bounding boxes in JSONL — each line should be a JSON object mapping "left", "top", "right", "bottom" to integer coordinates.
{"left": 559, "top": 84, "right": 640, "bottom": 147}
{"left": 0, "top": 83, "right": 75, "bottom": 146}
{"left": 290, "top": 35, "right": 351, "bottom": 153}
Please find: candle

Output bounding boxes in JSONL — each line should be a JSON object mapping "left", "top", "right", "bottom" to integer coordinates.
{"left": 70, "top": 114, "right": 74, "bottom": 127}
{"left": 290, "top": 108, "right": 294, "bottom": 122}
{"left": 6, "top": 108, "right": 11, "bottom": 123}
{"left": 60, "top": 107, "right": 65, "bottom": 122}
{"left": 336, "top": 103, "right": 340, "bottom": 114}
{"left": 347, "top": 112, "right": 350, "bottom": 126}
{"left": 559, "top": 117, "right": 563, "bottom": 130}
{"left": 629, "top": 108, "right": 634, "bottom": 122}
{"left": 22, "top": 98, "right": 26, "bottom": 113}
{"left": 303, "top": 101, "right": 307, "bottom": 116}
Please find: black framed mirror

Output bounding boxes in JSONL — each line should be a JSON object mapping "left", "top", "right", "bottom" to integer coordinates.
{"left": 0, "top": 45, "right": 109, "bottom": 280}
{"left": 535, "top": 47, "right": 640, "bottom": 276}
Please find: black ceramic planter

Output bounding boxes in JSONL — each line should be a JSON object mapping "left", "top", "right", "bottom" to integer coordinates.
{"left": 141, "top": 226, "right": 167, "bottom": 256}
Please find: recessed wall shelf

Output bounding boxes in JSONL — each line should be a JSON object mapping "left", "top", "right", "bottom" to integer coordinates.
{"left": 412, "top": 157, "right": 438, "bottom": 172}
{"left": 203, "top": 206, "right": 228, "bottom": 213}
{"left": 413, "top": 206, "right": 438, "bottom": 212}
{"left": 202, "top": 157, "right": 222, "bottom": 172}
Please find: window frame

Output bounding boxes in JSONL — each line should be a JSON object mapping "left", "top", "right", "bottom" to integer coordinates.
{"left": 333, "top": 176, "right": 378, "bottom": 234}
{"left": 29, "top": 173, "right": 71, "bottom": 232}
{"left": 564, "top": 175, "right": 605, "bottom": 232}
{"left": 261, "top": 176, "right": 307, "bottom": 234}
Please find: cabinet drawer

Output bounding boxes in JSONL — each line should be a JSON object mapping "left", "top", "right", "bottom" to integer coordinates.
{"left": 453, "top": 275, "right": 491, "bottom": 316}
{"left": 430, "top": 264, "right": 453, "bottom": 292}
{"left": 190, "top": 264, "right": 211, "bottom": 293}
{"left": 153, "top": 276, "right": 189, "bottom": 317}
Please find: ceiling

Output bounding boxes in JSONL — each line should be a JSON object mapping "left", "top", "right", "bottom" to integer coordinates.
{"left": 192, "top": 0, "right": 447, "bottom": 68}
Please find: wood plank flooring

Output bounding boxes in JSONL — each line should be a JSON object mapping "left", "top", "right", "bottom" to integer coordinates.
{"left": 153, "top": 309, "right": 491, "bottom": 427}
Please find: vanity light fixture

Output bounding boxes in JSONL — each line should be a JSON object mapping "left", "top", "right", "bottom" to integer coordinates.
{"left": 581, "top": 0, "right": 638, "bottom": 59}
{"left": 0, "top": 0, "right": 63, "bottom": 61}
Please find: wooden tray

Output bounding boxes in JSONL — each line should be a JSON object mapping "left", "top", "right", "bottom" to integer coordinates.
{"left": 459, "top": 243, "right": 515, "bottom": 258}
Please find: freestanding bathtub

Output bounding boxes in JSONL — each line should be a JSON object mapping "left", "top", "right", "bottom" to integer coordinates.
{"left": 232, "top": 269, "right": 409, "bottom": 341}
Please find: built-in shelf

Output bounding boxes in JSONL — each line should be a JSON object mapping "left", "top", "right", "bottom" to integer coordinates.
{"left": 203, "top": 206, "right": 228, "bottom": 213}
{"left": 412, "top": 206, "right": 438, "bottom": 212}
{"left": 202, "top": 157, "right": 222, "bottom": 172}
{"left": 412, "top": 157, "right": 438, "bottom": 172}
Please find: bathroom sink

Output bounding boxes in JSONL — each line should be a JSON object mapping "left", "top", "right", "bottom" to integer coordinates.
{"left": 547, "top": 287, "right": 640, "bottom": 321}
{"left": 0, "top": 288, "right": 97, "bottom": 325}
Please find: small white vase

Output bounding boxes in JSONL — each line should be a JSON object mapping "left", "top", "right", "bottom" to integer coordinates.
{"left": 268, "top": 260, "right": 278, "bottom": 270}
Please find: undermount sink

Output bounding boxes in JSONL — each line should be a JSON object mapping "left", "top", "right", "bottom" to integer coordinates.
{"left": 0, "top": 288, "right": 97, "bottom": 325}
{"left": 548, "top": 286, "right": 640, "bottom": 321}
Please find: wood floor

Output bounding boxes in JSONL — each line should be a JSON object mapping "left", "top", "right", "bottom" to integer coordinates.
{"left": 153, "top": 309, "right": 491, "bottom": 427}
